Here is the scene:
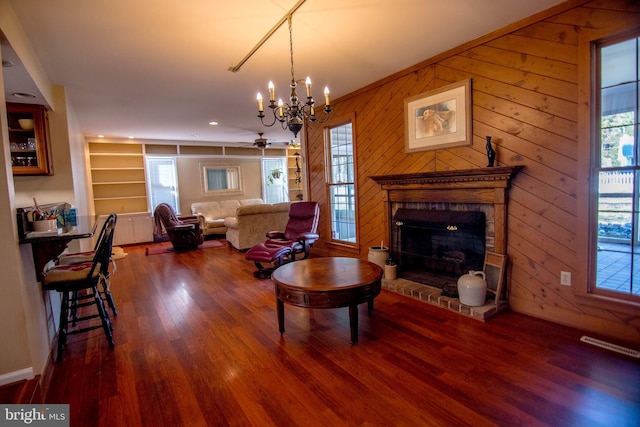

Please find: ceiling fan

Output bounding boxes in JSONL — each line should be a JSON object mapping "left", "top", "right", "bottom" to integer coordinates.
{"left": 253, "top": 132, "right": 271, "bottom": 148}
{"left": 251, "top": 133, "right": 296, "bottom": 149}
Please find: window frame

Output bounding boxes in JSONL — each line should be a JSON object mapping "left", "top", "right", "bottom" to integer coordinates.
{"left": 200, "top": 163, "right": 243, "bottom": 196}
{"left": 324, "top": 119, "right": 359, "bottom": 247}
{"left": 146, "top": 156, "right": 180, "bottom": 213}
{"left": 576, "top": 27, "right": 640, "bottom": 313}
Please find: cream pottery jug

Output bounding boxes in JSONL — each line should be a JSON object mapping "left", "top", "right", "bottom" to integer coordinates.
{"left": 368, "top": 246, "right": 389, "bottom": 273}
{"left": 457, "top": 270, "right": 487, "bottom": 306}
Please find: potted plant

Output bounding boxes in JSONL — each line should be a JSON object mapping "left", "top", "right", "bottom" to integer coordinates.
{"left": 267, "top": 168, "right": 284, "bottom": 185}
{"left": 270, "top": 168, "right": 283, "bottom": 179}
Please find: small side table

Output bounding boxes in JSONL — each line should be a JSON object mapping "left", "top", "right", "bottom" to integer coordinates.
{"left": 271, "top": 257, "right": 383, "bottom": 344}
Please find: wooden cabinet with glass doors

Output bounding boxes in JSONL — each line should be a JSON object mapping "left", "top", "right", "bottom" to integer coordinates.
{"left": 7, "top": 103, "right": 53, "bottom": 175}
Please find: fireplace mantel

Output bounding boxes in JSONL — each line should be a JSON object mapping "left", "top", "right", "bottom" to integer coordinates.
{"left": 369, "top": 166, "right": 522, "bottom": 189}
{"left": 370, "top": 166, "right": 522, "bottom": 255}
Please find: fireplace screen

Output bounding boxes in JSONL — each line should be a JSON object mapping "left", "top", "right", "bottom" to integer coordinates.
{"left": 392, "top": 209, "right": 485, "bottom": 286}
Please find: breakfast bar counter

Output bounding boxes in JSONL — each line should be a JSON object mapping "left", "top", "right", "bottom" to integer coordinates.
{"left": 18, "top": 211, "right": 98, "bottom": 281}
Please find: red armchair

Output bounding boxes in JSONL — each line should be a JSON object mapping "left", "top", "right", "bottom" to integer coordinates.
{"left": 245, "top": 201, "right": 320, "bottom": 278}
{"left": 264, "top": 201, "right": 320, "bottom": 260}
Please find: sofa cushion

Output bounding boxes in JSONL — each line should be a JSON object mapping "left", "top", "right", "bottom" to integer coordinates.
{"left": 272, "top": 202, "right": 292, "bottom": 213}
{"left": 223, "top": 216, "right": 238, "bottom": 228}
{"left": 191, "top": 201, "right": 221, "bottom": 219}
{"left": 236, "top": 204, "right": 271, "bottom": 216}
{"left": 217, "top": 200, "right": 242, "bottom": 218}
{"left": 239, "top": 198, "right": 264, "bottom": 207}
{"left": 205, "top": 218, "right": 226, "bottom": 229}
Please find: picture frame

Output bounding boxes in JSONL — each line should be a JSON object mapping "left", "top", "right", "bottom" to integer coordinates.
{"left": 404, "top": 79, "right": 472, "bottom": 153}
{"left": 200, "top": 163, "right": 243, "bottom": 196}
{"left": 483, "top": 251, "right": 507, "bottom": 304}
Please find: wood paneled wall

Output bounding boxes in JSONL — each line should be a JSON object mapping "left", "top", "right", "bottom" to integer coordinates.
{"left": 304, "top": 0, "right": 640, "bottom": 343}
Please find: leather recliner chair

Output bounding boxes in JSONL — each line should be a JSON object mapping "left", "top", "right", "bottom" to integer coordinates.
{"left": 153, "top": 203, "right": 203, "bottom": 251}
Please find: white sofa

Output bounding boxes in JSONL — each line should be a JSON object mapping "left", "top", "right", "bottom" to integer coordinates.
{"left": 224, "top": 202, "right": 291, "bottom": 250}
{"left": 191, "top": 198, "right": 263, "bottom": 237}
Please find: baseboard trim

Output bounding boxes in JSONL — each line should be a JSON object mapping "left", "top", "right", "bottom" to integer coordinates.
{"left": 0, "top": 367, "right": 35, "bottom": 387}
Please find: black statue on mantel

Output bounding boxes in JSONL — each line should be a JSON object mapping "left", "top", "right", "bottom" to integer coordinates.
{"left": 486, "top": 136, "right": 496, "bottom": 167}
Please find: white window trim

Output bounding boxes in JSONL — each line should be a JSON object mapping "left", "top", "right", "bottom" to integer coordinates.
{"left": 146, "top": 156, "right": 179, "bottom": 213}
{"left": 200, "top": 163, "right": 244, "bottom": 196}
{"left": 325, "top": 119, "right": 359, "bottom": 246}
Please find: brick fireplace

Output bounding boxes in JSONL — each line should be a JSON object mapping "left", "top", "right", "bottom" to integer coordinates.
{"left": 393, "top": 207, "right": 487, "bottom": 286}
{"left": 370, "top": 166, "right": 522, "bottom": 320}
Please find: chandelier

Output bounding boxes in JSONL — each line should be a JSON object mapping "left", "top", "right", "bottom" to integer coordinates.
{"left": 256, "top": 15, "right": 332, "bottom": 138}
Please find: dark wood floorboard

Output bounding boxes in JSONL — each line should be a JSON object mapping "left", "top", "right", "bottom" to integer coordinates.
{"left": 38, "top": 242, "right": 640, "bottom": 427}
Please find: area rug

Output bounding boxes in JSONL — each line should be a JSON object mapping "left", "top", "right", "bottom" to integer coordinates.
{"left": 145, "top": 239, "right": 225, "bottom": 256}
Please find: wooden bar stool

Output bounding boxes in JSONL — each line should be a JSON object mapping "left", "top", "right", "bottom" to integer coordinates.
{"left": 56, "top": 213, "right": 118, "bottom": 316}
{"left": 42, "top": 215, "right": 116, "bottom": 362}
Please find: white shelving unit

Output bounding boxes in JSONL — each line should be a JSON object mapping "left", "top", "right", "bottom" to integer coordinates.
{"left": 88, "top": 142, "right": 152, "bottom": 244}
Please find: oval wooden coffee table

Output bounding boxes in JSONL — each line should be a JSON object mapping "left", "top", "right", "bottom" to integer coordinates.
{"left": 271, "top": 257, "right": 383, "bottom": 344}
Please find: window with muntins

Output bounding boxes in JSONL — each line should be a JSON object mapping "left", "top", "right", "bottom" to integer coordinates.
{"left": 592, "top": 33, "right": 640, "bottom": 299}
{"left": 327, "top": 122, "right": 356, "bottom": 244}
{"left": 146, "top": 156, "right": 179, "bottom": 213}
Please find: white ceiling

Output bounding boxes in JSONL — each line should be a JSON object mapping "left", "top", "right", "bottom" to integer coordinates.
{"left": 3, "top": 0, "right": 566, "bottom": 145}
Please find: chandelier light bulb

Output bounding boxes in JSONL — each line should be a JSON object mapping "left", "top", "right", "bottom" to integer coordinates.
{"left": 257, "top": 92, "right": 263, "bottom": 112}
{"left": 268, "top": 81, "right": 275, "bottom": 102}
{"left": 305, "top": 77, "right": 312, "bottom": 98}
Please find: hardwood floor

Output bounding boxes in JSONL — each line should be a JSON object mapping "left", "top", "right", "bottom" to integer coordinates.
{"left": 39, "top": 241, "right": 639, "bottom": 426}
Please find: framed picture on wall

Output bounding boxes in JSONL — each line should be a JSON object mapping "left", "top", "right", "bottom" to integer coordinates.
{"left": 404, "top": 78, "right": 472, "bottom": 153}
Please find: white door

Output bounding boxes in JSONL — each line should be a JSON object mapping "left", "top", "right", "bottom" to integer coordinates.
{"left": 262, "top": 158, "right": 288, "bottom": 204}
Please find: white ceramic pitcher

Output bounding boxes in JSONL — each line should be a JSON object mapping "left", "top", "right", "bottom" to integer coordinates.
{"left": 457, "top": 270, "right": 487, "bottom": 306}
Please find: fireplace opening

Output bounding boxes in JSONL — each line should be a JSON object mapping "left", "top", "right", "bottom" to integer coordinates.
{"left": 392, "top": 209, "right": 485, "bottom": 287}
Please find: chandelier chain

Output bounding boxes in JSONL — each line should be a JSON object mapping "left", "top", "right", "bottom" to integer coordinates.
{"left": 288, "top": 16, "right": 295, "bottom": 83}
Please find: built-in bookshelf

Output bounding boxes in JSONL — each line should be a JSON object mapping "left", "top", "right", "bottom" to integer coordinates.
{"left": 88, "top": 142, "right": 149, "bottom": 215}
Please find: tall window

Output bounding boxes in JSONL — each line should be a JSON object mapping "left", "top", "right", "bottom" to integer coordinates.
{"left": 593, "top": 34, "right": 639, "bottom": 297}
{"left": 146, "top": 156, "right": 179, "bottom": 212}
{"left": 327, "top": 122, "right": 356, "bottom": 243}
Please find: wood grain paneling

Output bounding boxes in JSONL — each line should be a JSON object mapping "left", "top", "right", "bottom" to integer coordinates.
{"left": 304, "top": 1, "right": 640, "bottom": 343}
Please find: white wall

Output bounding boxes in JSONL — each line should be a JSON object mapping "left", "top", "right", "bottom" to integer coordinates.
{"left": 0, "top": 47, "right": 34, "bottom": 383}
{"left": 176, "top": 156, "right": 263, "bottom": 214}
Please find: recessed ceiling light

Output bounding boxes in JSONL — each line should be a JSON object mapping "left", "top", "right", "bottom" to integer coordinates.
{"left": 208, "top": 121, "right": 219, "bottom": 126}
{"left": 12, "top": 92, "right": 36, "bottom": 98}
{"left": 98, "top": 135, "right": 104, "bottom": 138}
{"left": 128, "top": 136, "right": 134, "bottom": 139}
